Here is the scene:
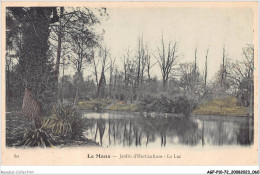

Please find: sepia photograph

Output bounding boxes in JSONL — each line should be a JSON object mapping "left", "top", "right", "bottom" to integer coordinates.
{"left": 1, "top": 1, "right": 258, "bottom": 168}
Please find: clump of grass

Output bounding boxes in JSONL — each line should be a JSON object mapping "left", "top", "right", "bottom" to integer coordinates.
{"left": 42, "top": 104, "right": 85, "bottom": 139}
{"left": 109, "top": 103, "right": 139, "bottom": 112}
{"left": 18, "top": 129, "right": 54, "bottom": 147}
{"left": 78, "top": 99, "right": 111, "bottom": 110}
{"left": 193, "top": 96, "right": 247, "bottom": 116}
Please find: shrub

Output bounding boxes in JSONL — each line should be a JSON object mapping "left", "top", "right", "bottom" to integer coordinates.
{"left": 171, "top": 96, "right": 195, "bottom": 116}
{"left": 6, "top": 112, "right": 33, "bottom": 147}
{"left": 141, "top": 95, "right": 196, "bottom": 115}
{"left": 42, "top": 104, "right": 85, "bottom": 139}
{"left": 18, "top": 129, "right": 54, "bottom": 147}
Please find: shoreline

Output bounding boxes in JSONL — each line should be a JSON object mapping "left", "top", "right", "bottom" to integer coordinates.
{"left": 79, "top": 108, "right": 253, "bottom": 119}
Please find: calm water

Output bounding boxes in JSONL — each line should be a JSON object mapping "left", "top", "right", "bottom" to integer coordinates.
{"left": 82, "top": 111, "right": 254, "bottom": 148}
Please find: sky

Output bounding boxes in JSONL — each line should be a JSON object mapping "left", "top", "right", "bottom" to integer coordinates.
{"left": 85, "top": 7, "right": 254, "bottom": 81}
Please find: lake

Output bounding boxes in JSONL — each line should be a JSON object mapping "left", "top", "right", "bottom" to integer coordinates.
{"left": 82, "top": 111, "right": 254, "bottom": 148}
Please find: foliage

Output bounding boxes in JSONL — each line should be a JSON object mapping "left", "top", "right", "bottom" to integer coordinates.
{"left": 6, "top": 112, "right": 32, "bottom": 146}
{"left": 5, "top": 7, "right": 254, "bottom": 124}
{"left": 227, "top": 45, "right": 254, "bottom": 107}
{"left": 171, "top": 96, "right": 196, "bottom": 116}
{"left": 8, "top": 7, "right": 58, "bottom": 115}
{"left": 18, "top": 129, "right": 54, "bottom": 147}
{"left": 179, "top": 62, "right": 204, "bottom": 95}
{"left": 58, "top": 75, "right": 97, "bottom": 102}
{"left": 6, "top": 65, "right": 24, "bottom": 111}
{"left": 75, "top": 74, "right": 97, "bottom": 99}
{"left": 236, "top": 77, "right": 253, "bottom": 107}
{"left": 212, "top": 65, "right": 231, "bottom": 96}
{"left": 6, "top": 8, "right": 22, "bottom": 51}
{"left": 140, "top": 95, "right": 169, "bottom": 113}
{"left": 156, "top": 35, "right": 181, "bottom": 89}
{"left": 193, "top": 96, "right": 247, "bottom": 116}
{"left": 6, "top": 112, "right": 54, "bottom": 147}
{"left": 42, "top": 104, "right": 85, "bottom": 139}
{"left": 140, "top": 95, "right": 196, "bottom": 115}
{"left": 59, "top": 75, "right": 75, "bottom": 100}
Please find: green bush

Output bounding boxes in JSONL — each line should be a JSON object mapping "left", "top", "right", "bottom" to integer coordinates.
{"left": 42, "top": 104, "right": 85, "bottom": 139}
{"left": 18, "top": 129, "right": 54, "bottom": 147}
{"left": 141, "top": 95, "right": 196, "bottom": 115}
{"left": 171, "top": 96, "right": 195, "bottom": 116}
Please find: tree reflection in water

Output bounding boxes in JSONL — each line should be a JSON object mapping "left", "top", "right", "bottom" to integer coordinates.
{"left": 83, "top": 112, "right": 253, "bottom": 148}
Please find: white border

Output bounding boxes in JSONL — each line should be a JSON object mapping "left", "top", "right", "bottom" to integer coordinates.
{"left": 0, "top": 0, "right": 259, "bottom": 174}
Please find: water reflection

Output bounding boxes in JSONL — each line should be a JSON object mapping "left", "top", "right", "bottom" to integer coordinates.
{"left": 83, "top": 112, "right": 254, "bottom": 148}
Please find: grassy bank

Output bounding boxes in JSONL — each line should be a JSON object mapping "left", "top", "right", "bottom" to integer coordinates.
{"left": 109, "top": 103, "right": 139, "bottom": 112}
{"left": 78, "top": 97, "right": 248, "bottom": 116}
{"left": 78, "top": 99, "right": 111, "bottom": 110}
{"left": 78, "top": 99, "right": 139, "bottom": 112}
{"left": 193, "top": 96, "right": 247, "bottom": 116}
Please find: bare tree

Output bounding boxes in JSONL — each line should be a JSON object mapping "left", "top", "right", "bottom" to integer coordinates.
{"left": 53, "top": 7, "right": 64, "bottom": 79}
{"left": 193, "top": 47, "right": 199, "bottom": 94}
{"left": 194, "top": 47, "right": 197, "bottom": 73}
{"left": 109, "top": 57, "right": 115, "bottom": 98}
{"left": 214, "top": 45, "right": 230, "bottom": 95}
{"left": 122, "top": 49, "right": 136, "bottom": 102}
{"left": 145, "top": 47, "right": 156, "bottom": 90}
{"left": 136, "top": 36, "right": 147, "bottom": 87}
{"left": 156, "top": 35, "right": 180, "bottom": 90}
{"left": 204, "top": 48, "right": 209, "bottom": 95}
{"left": 221, "top": 45, "right": 227, "bottom": 87}
{"left": 59, "top": 56, "right": 70, "bottom": 102}
{"left": 228, "top": 44, "right": 254, "bottom": 115}
{"left": 92, "top": 48, "right": 99, "bottom": 89}
{"left": 96, "top": 46, "right": 110, "bottom": 98}
{"left": 66, "top": 9, "right": 102, "bottom": 105}
{"left": 50, "top": 7, "right": 104, "bottom": 79}
{"left": 179, "top": 63, "right": 195, "bottom": 93}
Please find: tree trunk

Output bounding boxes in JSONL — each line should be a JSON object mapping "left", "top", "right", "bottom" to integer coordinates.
{"left": 163, "top": 78, "right": 167, "bottom": 91}
{"left": 22, "top": 87, "right": 42, "bottom": 128}
{"left": 73, "top": 84, "right": 79, "bottom": 106}
{"left": 55, "top": 34, "right": 62, "bottom": 79}
{"left": 249, "top": 81, "right": 253, "bottom": 117}
{"left": 6, "top": 65, "right": 11, "bottom": 106}
{"left": 96, "top": 69, "right": 105, "bottom": 98}
{"left": 194, "top": 47, "right": 197, "bottom": 73}
{"left": 124, "top": 67, "right": 128, "bottom": 102}
{"left": 60, "top": 60, "right": 65, "bottom": 103}
{"left": 221, "top": 46, "right": 225, "bottom": 87}
{"left": 93, "top": 57, "right": 99, "bottom": 94}
{"left": 193, "top": 48, "right": 197, "bottom": 95}
{"left": 55, "top": 7, "right": 64, "bottom": 79}
{"left": 204, "top": 49, "right": 209, "bottom": 95}
{"left": 147, "top": 66, "right": 151, "bottom": 92}
{"left": 10, "top": 7, "right": 59, "bottom": 129}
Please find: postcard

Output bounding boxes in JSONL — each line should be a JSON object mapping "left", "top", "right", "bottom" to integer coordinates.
{"left": 1, "top": 1, "right": 258, "bottom": 166}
